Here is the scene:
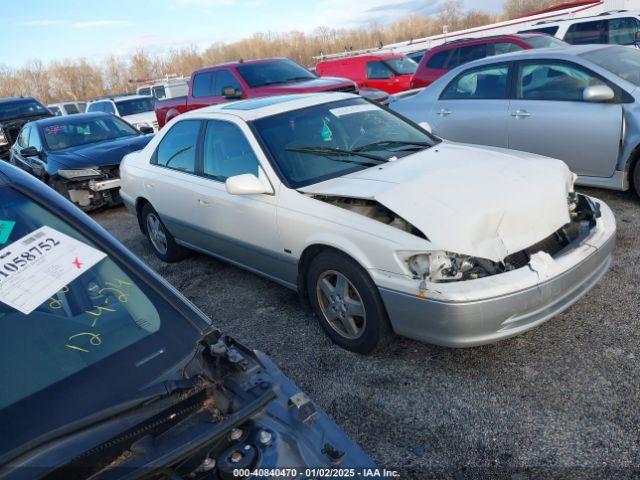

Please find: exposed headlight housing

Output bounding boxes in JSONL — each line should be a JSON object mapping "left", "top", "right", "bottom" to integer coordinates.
{"left": 57, "top": 168, "right": 102, "bottom": 180}
{"left": 132, "top": 122, "right": 150, "bottom": 131}
{"left": 0, "top": 128, "right": 8, "bottom": 147}
{"left": 403, "top": 251, "right": 493, "bottom": 284}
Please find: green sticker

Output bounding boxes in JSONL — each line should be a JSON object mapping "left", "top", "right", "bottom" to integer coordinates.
{"left": 0, "top": 221, "right": 15, "bottom": 244}
{"left": 321, "top": 120, "right": 333, "bottom": 142}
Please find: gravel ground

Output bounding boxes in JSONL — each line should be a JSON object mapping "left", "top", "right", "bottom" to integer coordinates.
{"left": 90, "top": 187, "right": 639, "bottom": 479}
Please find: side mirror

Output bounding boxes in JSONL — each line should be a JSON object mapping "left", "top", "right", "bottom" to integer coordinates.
{"left": 138, "top": 125, "right": 154, "bottom": 135}
{"left": 20, "top": 146, "right": 39, "bottom": 157}
{"left": 223, "top": 86, "right": 243, "bottom": 99}
{"left": 225, "top": 174, "right": 270, "bottom": 195}
{"left": 418, "top": 122, "right": 432, "bottom": 134}
{"left": 583, "top": 85, "right": 615, "bottom": 102}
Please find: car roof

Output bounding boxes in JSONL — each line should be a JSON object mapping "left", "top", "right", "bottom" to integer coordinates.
{"left": 319, "top": 52, "right": 406, "bottom": 63}
{"left": 0, "top": 96, "right": 37, "bottom": 104}
{"left": 525, "top": 10, "right": 640, "bottom": 27}
{"left": 26, "top": 112, "right": 113, "bottom": 127}
{"left": 179, "top": 92, "right": 358, "bottom": 121}
{"left": 432, "top": 33, "right": 548, "bottom": 49}
{"left": 196, "top": 57, "right": 290, "bottom": 71}
{"left": 457, "top": 43, "right": 609, "bottom": 67}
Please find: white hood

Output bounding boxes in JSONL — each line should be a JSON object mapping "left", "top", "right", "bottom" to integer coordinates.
{"left": 122, "top": 111, "right": 156, "bottom": 125}
{"left": 300, "top": 142, "right": 574, "bottom": 262}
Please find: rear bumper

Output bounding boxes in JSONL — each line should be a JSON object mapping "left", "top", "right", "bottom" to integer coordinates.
{"left": 377, "top": 200, "right": 616, "bottom": 347}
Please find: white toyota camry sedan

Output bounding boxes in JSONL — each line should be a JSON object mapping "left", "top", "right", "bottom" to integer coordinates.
{"left": 120, "top": 93, "right": 616, "bottom": 353}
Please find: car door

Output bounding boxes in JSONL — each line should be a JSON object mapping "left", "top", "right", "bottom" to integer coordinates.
{"left": 186, "top": 118, "right": 285, "bottom": 282}
{"left": 508, "top": 60, "right": 623, "bottom": 178}
{"left": 144, "top": 119, "right": 204, "bottom": 245}
{"left": 429, "top": 62, "right": 511, "bottom": 147}
{"left": 365, "top": 61, "right": 396, "bottom": 92}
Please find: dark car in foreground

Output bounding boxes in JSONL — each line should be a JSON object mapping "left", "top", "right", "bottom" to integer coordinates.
{"left": 0, "top": 97, "right": 53, "bottom": 160}
{"left": 9, "top": 113, "right": 153, "bottom": 210}
{"left": 0, "top": 162, "right": 375, "bottom": 479}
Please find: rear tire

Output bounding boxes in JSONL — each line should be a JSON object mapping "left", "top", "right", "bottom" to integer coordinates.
{"left": 306, "top": 250, "right": 391, "bottom": 354}
{"left": 140, "top": 203, "right": 188, "bottom": 263}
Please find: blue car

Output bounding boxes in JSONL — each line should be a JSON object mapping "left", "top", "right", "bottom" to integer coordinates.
{"left": 0, "top": 162, "right": 375, "bottom": 479}
{"left": 9, "top": 112, "right": 153, "bottom": 211}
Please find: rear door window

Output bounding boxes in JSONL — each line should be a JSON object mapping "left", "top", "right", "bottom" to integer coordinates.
{"left": 153, "top": 120, "right": 202, "bottom": 173}
{"left": 564, "top": 20, "right": 607, "bottom": 44}
{"left": 457, "top": 44, "right": 489, "bottom": 65}
{"left": 192, "top": 71, "right": 215, "bottom": 98}
{"left": 441, "top": 64, "right": 509, "bottom": 100}
{"left": 492, "top": 42, "right": 525, "bottom": 55}
{"left": 425, "top": 50, "right": 454, "bottom": 69}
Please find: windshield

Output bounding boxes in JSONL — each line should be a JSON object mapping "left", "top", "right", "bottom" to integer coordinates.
{"left": 115, "top": 98, "right": 155, "bottom": 116}
{"left": 0, "top": 100, "right": 49, "bottom": 122}
{"left": 42, "top": 116, "right": 139, "bottom": 151}
{"left": 581, "top": 45, "right": 640, "bottom": 86}
{"left": 152, "top": 85, "right": 167, "bottom": 99}
{"left": 385, "top": 56, "right": 418, "bottom": 75}
{"left": 525, "top": 35, "right": 568, "bottom": 49}
{"left": 236, "top": 59, "right": 316, "bottom": 88}
{"left": 253, "top": 98, "right": 437, "bottom": 188}
{"left": 0, "top": 186, "right": 200, "bottom": 457}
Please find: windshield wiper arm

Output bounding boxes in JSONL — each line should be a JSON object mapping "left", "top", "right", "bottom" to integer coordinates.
{"left": 286, "top": 145, "right": 387, "bottom": 164}
{"left": 353, "top": 140, "right": 432, "bottom": 153}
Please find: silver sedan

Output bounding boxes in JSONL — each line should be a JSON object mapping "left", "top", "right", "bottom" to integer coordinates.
{"left": 391, "top": 44, "right": 640, "bottom": 197}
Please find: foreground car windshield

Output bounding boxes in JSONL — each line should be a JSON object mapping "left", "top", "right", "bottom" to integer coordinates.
{"left": 385, "top": 57, "right": 418, "bottom": 75}
{"left": 42, "top": 116, "right": 139, "bottom": 151}
{"left": 253, "top": 98, "right": 438, "bottom": 188}
{"left": 236, "top": 59, "right": 316, "bottom": 87}
{"left": 0, "top": 100, "right": 49, "bottom": 121}
{"left": 581, "top": 46, "right": 640, "bottom": 86}
{"left": 0, "top": 187, "right": 199, "bottom": 456}
{"left": 116, "top": 98, "right": 155, "bottom": 116}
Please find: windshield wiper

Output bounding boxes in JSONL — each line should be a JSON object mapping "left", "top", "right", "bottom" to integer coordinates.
{"left": 353, "top": 140, "right": 432, "bottom": 153}
{"left": 286, "top": 145, "right": 387, "bottom": 165}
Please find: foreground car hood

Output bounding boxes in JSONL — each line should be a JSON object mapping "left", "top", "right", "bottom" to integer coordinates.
{"left": 51, "top": 135, "right": 153, "bottom": 169}
{"left": 300, "top": 142, "right": 573, "bottom": 262}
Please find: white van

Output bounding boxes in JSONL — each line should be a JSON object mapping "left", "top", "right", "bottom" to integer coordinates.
{"left": 518, "top": 11, "right": 640, "bottom": 46}
{"left": 136, "top": 78, "right": 188, "bottom": 100}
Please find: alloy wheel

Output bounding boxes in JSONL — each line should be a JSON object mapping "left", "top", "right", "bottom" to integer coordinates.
{"left": 316, "top": 270, "right": 367, "bottom": 340}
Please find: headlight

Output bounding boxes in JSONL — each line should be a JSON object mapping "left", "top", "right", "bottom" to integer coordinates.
{"left": 132, "top": 122, "right": 150, "bottom": 130}
{"left": 404, "top": 251, "right": 485, "bottom": 283}
{"left": 0, "top": 128, "right": 7, "bottom": 147}
{"left": 57, "top": 168, "right": 102, "bottom": 180}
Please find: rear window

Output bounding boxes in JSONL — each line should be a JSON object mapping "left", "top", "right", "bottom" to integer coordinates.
{"left": 115, "top": 98, "right": 155, "bottom": 117}
{"left": 426, "top": 50, "right": 453, "bottom": 70}
{"left": 518, "top": 26, "right": 560, "bottom": 36}
{"left": 63, "top": 103, "right": 80, "bottom": 115}
{"left": 565, "top": 20, "right": 608, "bottom": 44}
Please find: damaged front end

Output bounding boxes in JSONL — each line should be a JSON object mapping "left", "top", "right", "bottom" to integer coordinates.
{"left": 403, "top": 193, "right": 601, "bottom": 284}
{"left": 52, "top": 166, "right": 122, "bottom": 211}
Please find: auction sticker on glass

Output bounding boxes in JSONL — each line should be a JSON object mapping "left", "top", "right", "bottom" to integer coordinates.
{"left": 0, "top": 226, "right": 106, "bottom": 314}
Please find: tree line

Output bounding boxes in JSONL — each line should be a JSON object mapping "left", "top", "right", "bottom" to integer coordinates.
{"left": 0, "top": 0, "right": 556, "bottom": 103}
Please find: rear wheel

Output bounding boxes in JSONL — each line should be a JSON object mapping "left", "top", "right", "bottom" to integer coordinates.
{"left": 307, "top": 250, "right": 390, "bottom": 354}
{"left": 141, "top": 203, "right": 188, "bottom": 262}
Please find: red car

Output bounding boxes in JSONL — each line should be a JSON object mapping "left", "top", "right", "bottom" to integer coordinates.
{"left": 155, "top": 57, "right": 358, "bottom": 128}
{"left": 411, "top": 33, "right": 567, "bottom": 88}
{"left": 315, "top": 53, "right": 418, "bottom": 94}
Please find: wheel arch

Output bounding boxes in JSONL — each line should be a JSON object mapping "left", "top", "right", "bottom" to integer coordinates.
{"left": 135, "top": 196, "right": 152, "bottom": 234}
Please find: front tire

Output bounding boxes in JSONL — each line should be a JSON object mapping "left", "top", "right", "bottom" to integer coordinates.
{"left": 307, "top": 250, "right": 390, "bottom": 354}
{"left": 141, "top": 203, "right": 188, "bottom": 262}
{"left": 633, "top": 159, "right": 640, "bottom": 198}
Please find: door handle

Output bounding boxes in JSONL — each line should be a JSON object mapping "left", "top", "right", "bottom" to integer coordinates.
{"left": 436, "top": 108, "right": 452, "bottom": 116}
{"left": 198, "top": 199, "right": 210, "bottom": 206}
{"left": 511, "top": 109, "right": 532, "bottom": 119}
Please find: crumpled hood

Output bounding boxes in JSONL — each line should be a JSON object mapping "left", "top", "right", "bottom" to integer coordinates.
{"left": 51, "top": 135, "right": 153, "bottom": 169}
{"left": 300, "top": 142, "right": 574, "bottom": 262}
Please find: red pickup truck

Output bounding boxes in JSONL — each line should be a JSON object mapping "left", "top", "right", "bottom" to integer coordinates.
{"left": 155, "top": 57, "right": 358, "bottom": 128}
